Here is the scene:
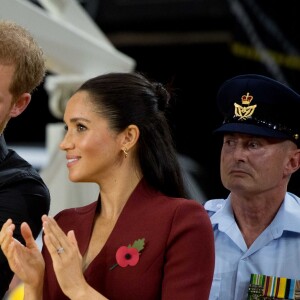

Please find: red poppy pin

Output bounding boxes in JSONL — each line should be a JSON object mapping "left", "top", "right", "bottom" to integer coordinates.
{"left": 110, "top": 238, "right": 145, "bottom": 270}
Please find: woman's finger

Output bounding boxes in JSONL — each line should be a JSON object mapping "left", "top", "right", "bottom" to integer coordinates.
{"left": 43, "top": 216, "right": 69, "bottom": 258}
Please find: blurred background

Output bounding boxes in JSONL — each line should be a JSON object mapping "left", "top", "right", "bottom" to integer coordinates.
{"left": 2, "top": 0, "right": 300, "bottom": 203}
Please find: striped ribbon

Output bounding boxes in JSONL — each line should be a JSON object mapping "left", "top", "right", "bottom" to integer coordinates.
{"left": 247, "top": 274, "right": 300, "bottom": 299}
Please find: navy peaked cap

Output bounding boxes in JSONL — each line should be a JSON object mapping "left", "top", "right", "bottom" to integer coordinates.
{"left": 214, "top": 74, "right": 300, "bottom": 147}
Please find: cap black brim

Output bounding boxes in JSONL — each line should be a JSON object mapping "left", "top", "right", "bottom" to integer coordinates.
{"left": 214, "top": 123, "right": 292, "bottom": 140}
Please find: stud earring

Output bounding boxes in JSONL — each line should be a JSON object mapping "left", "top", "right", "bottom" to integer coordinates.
{"left": 122, "top": 147, "right": 128, "bottom": 158}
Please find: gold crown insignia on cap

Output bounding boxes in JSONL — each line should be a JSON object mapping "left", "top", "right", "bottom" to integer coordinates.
{"left": 234, "top": 92, "right": 257, "bottom": 121}
{"left": 241, "top": 92, "right": 253, "bottom": 105}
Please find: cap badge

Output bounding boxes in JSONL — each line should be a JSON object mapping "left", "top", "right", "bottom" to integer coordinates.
{"left": 234, "top": 92, "right": 257, "bottom": 121}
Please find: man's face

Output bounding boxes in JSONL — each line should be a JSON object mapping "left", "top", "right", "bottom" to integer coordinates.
{"left": 220, "top": 132, "right": 298, "bottom": 196}
{"left": 0, "top": 64, "right": 15, "bottom": 133}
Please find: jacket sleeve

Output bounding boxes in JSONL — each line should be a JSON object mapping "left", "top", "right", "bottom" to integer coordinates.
{"left": 0, "top": 178, "right": 50, "bottom": 298}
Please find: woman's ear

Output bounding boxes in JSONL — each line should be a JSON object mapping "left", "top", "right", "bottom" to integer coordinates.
{"left": 10, "top": 93, "right": 31, "bottom": 118}
{"left": 122, "top": 124, "right": 140, "bottom": 150}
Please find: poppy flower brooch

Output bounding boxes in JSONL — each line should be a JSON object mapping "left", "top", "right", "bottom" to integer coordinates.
{"left": 110, "top": 238, "right": 145, "bottom": 270}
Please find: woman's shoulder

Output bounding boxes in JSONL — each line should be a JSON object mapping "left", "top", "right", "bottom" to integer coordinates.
{"left": 151, "top": 194, "right": 208, "bottom": 220}
{"left": 54, "top": 200, "right": 98, "bottom": 221}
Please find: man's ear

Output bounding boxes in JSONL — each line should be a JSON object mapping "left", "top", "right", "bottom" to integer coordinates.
{"left": 9, "top": 93, "right": 31, "bottom": 118}
{"left": 290, "top": 149, "right": 300, "bottom": 174}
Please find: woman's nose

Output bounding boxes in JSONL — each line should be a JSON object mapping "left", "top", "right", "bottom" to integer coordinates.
{"left": 59, "top": 134, "right": 74, "bottom": 150}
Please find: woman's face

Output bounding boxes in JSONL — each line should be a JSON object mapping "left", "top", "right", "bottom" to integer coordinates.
{"left": 60, "top": 91, "right": 124, "bottom": 184}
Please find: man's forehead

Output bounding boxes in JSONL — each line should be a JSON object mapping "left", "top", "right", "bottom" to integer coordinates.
{"left": 223, "top": 132, "right": 286, "bottom": 143}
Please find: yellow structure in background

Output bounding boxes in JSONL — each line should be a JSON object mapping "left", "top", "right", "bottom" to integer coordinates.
{"left": 6, "top": 283, "right": 24, "bottom": 300}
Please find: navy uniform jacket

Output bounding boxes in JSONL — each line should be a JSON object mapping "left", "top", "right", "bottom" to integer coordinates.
{"left": 0, "top": 134, "right": 50, "bottom": 297}
{"left": 42, "top": 179, "right": 215, "bottom": 300}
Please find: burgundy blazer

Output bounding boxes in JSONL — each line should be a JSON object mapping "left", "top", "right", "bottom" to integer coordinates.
{"left": 42, "top": 179, "right": 214, "bottom": 299}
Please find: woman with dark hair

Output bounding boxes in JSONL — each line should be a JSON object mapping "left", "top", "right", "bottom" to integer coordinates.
{"left": 0, "top": 72, "right": 214, "bottom": 300}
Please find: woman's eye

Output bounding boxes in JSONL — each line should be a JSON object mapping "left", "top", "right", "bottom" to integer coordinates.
{"left": 77, "top": 124, "right": 86, "bottom": 131}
